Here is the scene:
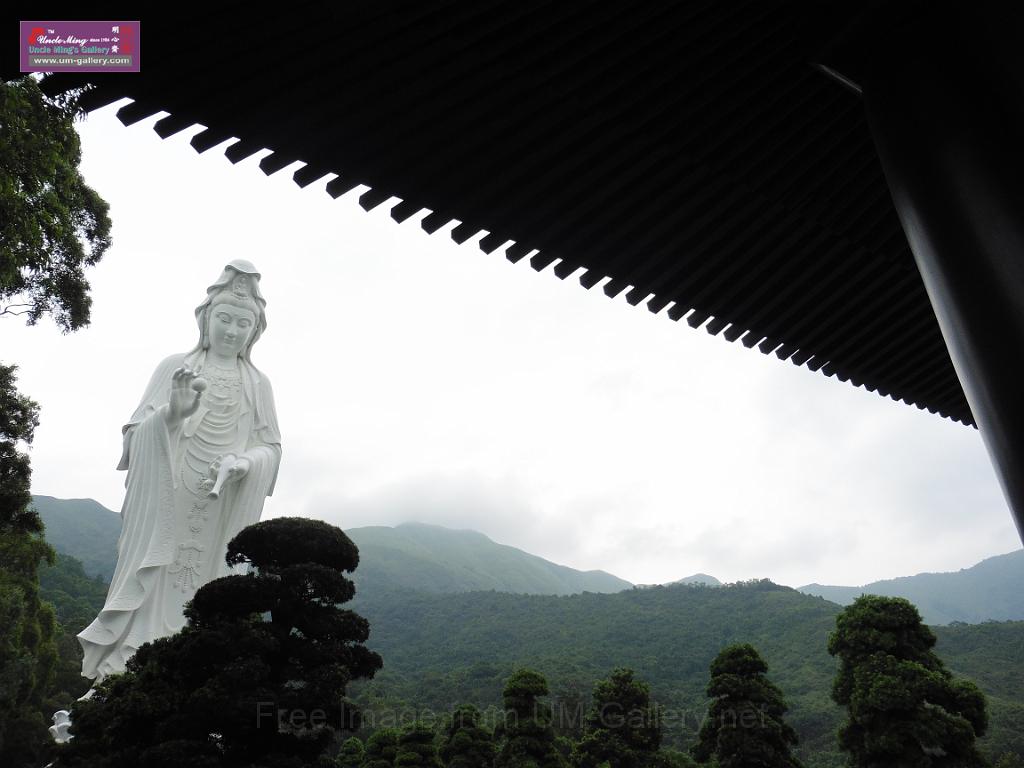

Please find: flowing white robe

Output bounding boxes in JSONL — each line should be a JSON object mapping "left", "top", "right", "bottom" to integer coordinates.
{"left": 78, "top": 351, "right": 281, "bottom": 683}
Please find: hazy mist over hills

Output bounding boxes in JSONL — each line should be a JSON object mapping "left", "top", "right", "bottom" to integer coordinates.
{"left": 32, "top": 495, "right": 1024, "bottom": 622}
{"left": 32, "top": 496, "right": 632, "bottom": 596}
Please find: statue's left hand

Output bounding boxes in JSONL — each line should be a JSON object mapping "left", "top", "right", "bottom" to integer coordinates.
{"left": 227, "top": 456, "right": 251, "bottom": 483}
{"left": 205, "top": 454, "right": 251, "bottom": 499}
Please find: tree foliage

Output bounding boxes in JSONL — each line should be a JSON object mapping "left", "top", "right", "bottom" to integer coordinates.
{"left": 828, "top": 595, "right": 988, "bottom": 768}
{"left": 1, "top": 76, "right": 112, "bottom": 332}
{"left": 56, "top": 517, "right": 383, "bottom": 768}
{"left": 573, "top": 668, "right": 662, "bottom": 768}
{"left": 0, "top": 363, "right": 41, "bottom": 530}
{"left": 337, "top": 736, "right": 366, "bottom": 768}
{"left": 692, "top": 643, "right": 802, "bottom": 768}
{"left": 440, "top": 704, "right": 496, "bottom": 768}
{"left": 495, "top": 669, "right": 567, "bottom": 768}
{"left": 395, "top": 722, "right": 442, "bottom": 768}
{"left": 362, "top": 727, "right": 401, "bottom": 768}
{"left": 0, "top": 363, "right": 58, "bottom": 768}
{"left": 37, "top": 552, "right": 103, "bottom": 716}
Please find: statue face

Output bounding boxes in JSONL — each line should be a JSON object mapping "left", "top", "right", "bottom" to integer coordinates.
{"left": 208, "top": 303, "right": 256, "bottom": 358}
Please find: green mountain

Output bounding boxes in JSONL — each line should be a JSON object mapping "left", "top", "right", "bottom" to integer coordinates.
{"left": 347, "top": 522, "right": 631, "bottom": 595}
{"left": 349, "top": 582, "right": 1024, "bottom": 767}
{"left": 673, "top": 573, "right": 721, "bottom": 586}
{"left": 798, "top": 549, "right": 1024, "bottom": 624}
{"left": 29, "top": 497, "right": 633, "bottom": 596}
{"left": 32, "top": 495, "right": 122, "bottom": 581}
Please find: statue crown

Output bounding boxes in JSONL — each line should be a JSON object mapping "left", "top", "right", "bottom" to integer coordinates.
{"left": 230, "top": 275, "right": 251, "bottom": 298}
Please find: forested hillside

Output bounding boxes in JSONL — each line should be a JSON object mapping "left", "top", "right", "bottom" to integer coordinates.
{"left": 349, "top": 582, "right": 1024, "bottom": 766}
{"left": 33, "top": 496, "right": 121, "bottom": 581}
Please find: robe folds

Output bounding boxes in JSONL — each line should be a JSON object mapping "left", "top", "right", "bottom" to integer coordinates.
{"left": 78, "top": 351, "right": 281, "bottom": 683}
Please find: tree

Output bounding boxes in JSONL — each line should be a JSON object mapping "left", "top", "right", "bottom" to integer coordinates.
{"left": 828, "top": 595, "right": 988, "bottom": 767}
{"left": 395, "top": 722, "right": 442, "bottom": 768}
{"left": 440, "top": 705, "right": 496, "bottom": 768}
{"left": 1, "top": 76, "right": 112, "bottom": 332}
{"left": 0, "top": 73, "right": 110, "bottom": 766}
{"left": 573, "top": 668, "right": 661, "bottom": 768}
{"left": 0, "top": 363, "right": 58, "bottom": 768}
{"left": 57, "top": 517, "right": 384, "bottom": 768}
{"left": 691, "top": 643, "right": 802, "bottom": 768}
{"left": 362, "top": 728, "right": 401, "bottom": 768}
{"left": 494, "top": 669, "right": 567, "bottom": 768}
{"left": 337, "top": 737, "right": 365, "bottom": 768}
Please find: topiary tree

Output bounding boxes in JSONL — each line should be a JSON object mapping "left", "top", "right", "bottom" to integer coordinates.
{"left": 57, "top": 517, "right": 383, "bottom": 767}
{"left": 440, "top": 705, "right": 495, "bottom": 768}
{"left": 395, "top": 722, "right": 441, "bottom": 768}
{"left": 362, "top": 728, "right": 401, "bottom": 768}
{"left": 691, "top": 643, "right": 802, "bottom": 768}
{"left": 337, "top": 736, "right": 366, "bottom": 768}
{"left": 828, "top": 595, "right": 988, "bottom": 767}
{"left": 573, "top": 668, "right": 661, "bottom": 768}
{"left": 494, "top": 668, "right": 567, "bottom": 768}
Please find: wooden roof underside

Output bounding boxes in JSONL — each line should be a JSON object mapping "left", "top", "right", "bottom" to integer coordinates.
{"left": 36, "top": 0, "right": 974, "bottom": 425}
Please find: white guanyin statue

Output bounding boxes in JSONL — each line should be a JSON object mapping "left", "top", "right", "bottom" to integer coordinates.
{"left": 77, "top": 260, "right": 282, "bottom": 685}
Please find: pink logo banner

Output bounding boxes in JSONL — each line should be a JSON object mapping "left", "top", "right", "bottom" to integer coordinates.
{"left": 20, "top": 21, "right": 140, "bottom": 73}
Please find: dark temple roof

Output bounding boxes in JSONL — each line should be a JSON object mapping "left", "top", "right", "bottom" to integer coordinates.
{"left": 28, "top": 1, "right": 974, "bottom": 426}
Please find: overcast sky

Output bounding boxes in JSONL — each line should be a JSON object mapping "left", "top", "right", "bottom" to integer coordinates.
{"left": 6, "top": 101, "right": 1019, "bottom": 588}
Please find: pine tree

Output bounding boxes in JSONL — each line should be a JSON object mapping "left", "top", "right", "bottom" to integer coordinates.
{"left": 396, "top": 722, "right": 441, "bottom": 768}
{"left": 338, "top": 737, "right": 365, "bottom": 768}
{"left": 362, "top": 728, "right": 401, "bottom": 768}
{"left": 573, "top": 668, "right": 661, "bottom": 768}
{"left": 691, "top": 644, "right": 801, "bottom": 768}
{"left": 829, "top": 595, "right": 988, "bottom": 767}
{"left": 440, "top": 705, "right": 495, "bottom": 768}
{"left": 495, "top": 669, "right": 567, "bottom": 768}
{"left": 57, "top": 517, "right": 383, "bottom": 768}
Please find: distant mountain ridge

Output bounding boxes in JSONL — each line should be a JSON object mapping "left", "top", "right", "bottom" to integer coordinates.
{"left": 798, "top": 549, "right": 1024, "bottom": 624}
{"left": 31, "top": 495, "right": 1024, "bottom": 622}
{"left": 673, "top": 573, "right": 721, "bottom": 586}
{"left": 347, "top": 522, "right": 631, "bottom": 595}
{"left": 30, "top": 496, "right": 632, "bottom": 596}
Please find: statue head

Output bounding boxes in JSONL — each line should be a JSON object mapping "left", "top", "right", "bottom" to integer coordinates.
{"left": 192, "top": 260, "right": 267, "bottom": 362}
